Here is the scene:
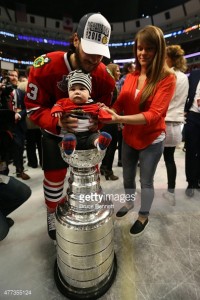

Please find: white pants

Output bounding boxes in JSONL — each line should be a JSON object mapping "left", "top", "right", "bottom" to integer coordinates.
{"left": 164, "top": 123, "right": 182, "bottom": 147}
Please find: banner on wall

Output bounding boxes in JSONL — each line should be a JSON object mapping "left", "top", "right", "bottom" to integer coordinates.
{"left": 62, "top": 14, "right": 73, "bottom": 32}
{"left": 0, "top": 61, "right": 14, "bottom": 71}
{"left": 15, "top": 2, "right": 27, "bottom": 23}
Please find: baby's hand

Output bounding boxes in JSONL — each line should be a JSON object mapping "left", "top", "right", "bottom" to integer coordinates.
{"left": 53, "top": 112, "right": 62, "bottom": 118}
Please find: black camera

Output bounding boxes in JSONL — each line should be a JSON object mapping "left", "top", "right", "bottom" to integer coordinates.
{"left": 1, "top": 75, "right": 17, "bottom": 95}
{"left": 0, "top": 76, "right": 17, "bottom": 109}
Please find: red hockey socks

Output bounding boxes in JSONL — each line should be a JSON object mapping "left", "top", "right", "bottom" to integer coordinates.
{"left": 62, "top": 133, "right": 77, "bottom": 155}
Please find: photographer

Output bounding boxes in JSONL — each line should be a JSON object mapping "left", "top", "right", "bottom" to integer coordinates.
{"left": 1, "top": 70, "right": 30, "bottom": 180}
{"left": 0, "top": 73, "right": 15, "bottom": 110}
{"left": 0, "top": 109, "right": 31, "bottom": 241}
{"left": 0, "top": 73, "right": 16, "bottom": 174}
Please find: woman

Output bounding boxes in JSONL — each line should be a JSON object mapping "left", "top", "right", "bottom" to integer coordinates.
{"left": 104, "top": 25, "right": 176, "bottom": 236}
{"left": 100, "top": 63, "right": 121, "bottom": 180}
{"left": 163, "top": 45, "right": 189, "bottom": 205}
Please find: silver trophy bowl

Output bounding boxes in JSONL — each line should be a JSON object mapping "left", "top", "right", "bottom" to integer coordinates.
{"left": 54, "top": 148, "right": 117, "bottom": 299}
{"left": 60, "top": 147, "right": 106, "bottom": 168}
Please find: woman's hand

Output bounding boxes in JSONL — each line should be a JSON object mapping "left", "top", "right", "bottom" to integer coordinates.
{"left": 101, "top": 107, "right": 120, "bottom": 123}
{"left": 97, "top": 102, "right": 107, "bottom": 109}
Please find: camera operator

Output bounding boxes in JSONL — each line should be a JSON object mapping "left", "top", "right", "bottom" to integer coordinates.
{"left": 0, "top": 73, "right": 16, "bottom": 174}
{"left": 2, "top": 70, "right": 30, "bottom": 180}
{"left": 0, "top": 74, "right": 16, "bottom": 110}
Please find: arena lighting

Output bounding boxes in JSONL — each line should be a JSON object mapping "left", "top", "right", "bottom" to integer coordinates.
{"left": 0, "top": 51, "right": 200, "bottom": 67}
{"left": 0, "top": 23, "right": 199, "bottom": 48}
{"left": 113, "top": 58, "right": 135, "bottom": 63}
{"left": 113, "top": 51, "right": 200, "bottom": 64}
{"left": 0, "top": 31, "right": 14, "bottom": 37}
{"left": 17, "top": 35, "right": 70, "bottom": 47}
{"left": 185, "top": 52, "right": 200, "bottom": 58}
{"left": 0, "top": 57, "right": 33, "bottom": 65}
{"left": 0, "top": 24, "right": 199, "bottom": 66}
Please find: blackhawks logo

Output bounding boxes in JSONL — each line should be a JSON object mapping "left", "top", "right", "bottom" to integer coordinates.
{"left": 33, "top": 55, "right": 51, "bottom": 68}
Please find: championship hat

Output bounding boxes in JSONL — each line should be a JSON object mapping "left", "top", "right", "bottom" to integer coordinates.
{"left": 67, "top": 70, "right": 92, "bottom": 94}
{"left": 77, "top": 12, "right": 111, "bottom": 59}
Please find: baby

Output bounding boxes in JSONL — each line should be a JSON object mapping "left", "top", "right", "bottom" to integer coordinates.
{"left": 51, "top": 69, "right": 112, "bottom": 155}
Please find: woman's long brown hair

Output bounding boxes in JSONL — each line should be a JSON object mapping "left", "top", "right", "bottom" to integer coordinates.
{"left": 134, "top": 25, "right": 172, "bottom": 110}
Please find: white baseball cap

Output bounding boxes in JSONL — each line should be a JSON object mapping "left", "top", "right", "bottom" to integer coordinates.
{"left": 77, "top": 13, "right": 111, "bottom": 59}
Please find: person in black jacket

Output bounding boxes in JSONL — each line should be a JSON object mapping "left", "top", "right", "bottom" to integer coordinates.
{"left": 8, "top": 70, "right": 30, "bottom": 180}
{"left": 0, "top": 176, "right": 31, "bottom": 241}
{"left": 0, "top": 109, "right": 31, "bottom": 241}
{"left": 100, "top": 63, "right": 121, "bottom": 180}
{"left": 184, "top": 68, "right": 200, "bottom": 197}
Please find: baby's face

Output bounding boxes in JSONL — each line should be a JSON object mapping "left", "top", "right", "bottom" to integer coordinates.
{"left": 69, "top": 84, "right": 90, "bottom": 104}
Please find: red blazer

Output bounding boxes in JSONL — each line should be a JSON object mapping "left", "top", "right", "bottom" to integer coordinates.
{"left": 113, "top": 72, "right": 176, "bottom": 149}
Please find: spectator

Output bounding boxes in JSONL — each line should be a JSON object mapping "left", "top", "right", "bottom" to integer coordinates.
{"left": 184, "top": 68, "right": 200, "bottom": 197}
{"left": 18, "top": 68, "right": 42, "bottom": 169}
{"left": 8, "top": 70, "right": 30, "bottom": 180}
{"left": 24, "top": 13, "right": 115, "bottom": 240}
{"left": 104, "top": 25, "right": 176, "bottom": 236}
{"left": 117, "top": 62, "right": 136, "bottom": 92}
{"left": 162, "top": 45, "right": 189, "bottom": 205}
{"left": 0, "top": 175, "right": 31, "bottom": 241}
{"left": 0, "top": 108, "right": 31, "bottom": 241}
{"left": 117, "top": 62, "right": 136, "bottom": 167}
{"left": 18, "top": 75, "right": 27, "bottom": 83}
{"left": 0, "top": 110, "right": 15, "bottom": 175}
{"left": 100, "top": 63, "right": 121, "bottom": 180}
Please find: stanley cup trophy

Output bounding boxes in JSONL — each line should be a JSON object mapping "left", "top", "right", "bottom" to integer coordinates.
{"left": 54, "top": 148, "right": 117, "bottom": 300}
